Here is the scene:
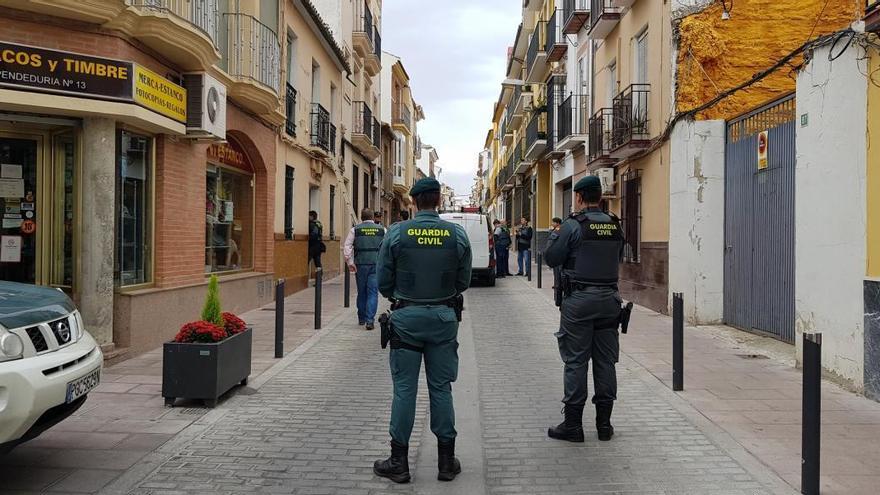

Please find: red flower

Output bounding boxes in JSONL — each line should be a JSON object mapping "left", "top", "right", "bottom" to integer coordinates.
{"left": 175, "top": 321, "right": 227, "bottom": 343}
{"left": 222, "top": 312, "right": 247, "bottom": 336}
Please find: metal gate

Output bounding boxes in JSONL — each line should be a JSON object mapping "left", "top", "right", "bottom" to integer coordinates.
{"left": 723, "top": 95, "right": 796, "bottom": 343}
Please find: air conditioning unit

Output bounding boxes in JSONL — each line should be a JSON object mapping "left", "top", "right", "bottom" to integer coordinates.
{"left": 183, "top": 72, "right": 227, "bottom": 140}
{"left": 595, "top": 168, "right": 616, "bottom": 196}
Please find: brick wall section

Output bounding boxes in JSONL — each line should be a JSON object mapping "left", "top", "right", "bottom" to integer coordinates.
{"left": 0, "top": 11, "right": 278, "bottom": 287}
{"left": 0, "top": 10, "right": 178, "bottom": 83}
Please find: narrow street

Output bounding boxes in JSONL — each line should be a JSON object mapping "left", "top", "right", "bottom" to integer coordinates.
{"left": 1, "top": 273, "right": 816, "bottom": 495}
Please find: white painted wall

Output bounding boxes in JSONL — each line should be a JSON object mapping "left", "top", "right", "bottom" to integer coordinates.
{"left": 668, "top": 120, "right": 726, "bottom": 324}
{"left": 309, "top": 0, "right": 343, "bottom": 46}
{"left": 795, "top": 43, "right": 868, "bottom": 387}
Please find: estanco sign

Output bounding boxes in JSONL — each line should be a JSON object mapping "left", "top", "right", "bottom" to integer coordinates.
{"left": 0, "top": 41, "right": 186, "bottom": 123}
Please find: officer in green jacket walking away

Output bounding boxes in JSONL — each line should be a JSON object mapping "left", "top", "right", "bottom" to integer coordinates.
{"left": 373, "top": 177, "right": 472, "bottom": 484}
{"left": 344, "top": 208, "right": 385, "bottom": 330}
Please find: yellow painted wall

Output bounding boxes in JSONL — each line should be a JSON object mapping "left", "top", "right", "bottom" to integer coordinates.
{"left": 677, "top": 0, "right": 860, "bottom": 120}
{"left": 867, "top": 48, "right": 880, "bottom": 277}
{"left": 536, "top": 162, "right": 551, "bottom": 228}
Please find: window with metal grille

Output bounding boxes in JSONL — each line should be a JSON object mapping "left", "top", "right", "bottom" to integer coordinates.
{"left": 353, "top": 165, "right": 360, "bottom": 213}
{"left": 620, "top": 170, "right": 641, "bottom": 263}
{"left": 284, "top": 166, "right": 294, "bottom": 240}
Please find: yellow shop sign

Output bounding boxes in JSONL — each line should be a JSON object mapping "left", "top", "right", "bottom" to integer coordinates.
{"left": 133, "top": 65, "right": 186, "bottom": 123}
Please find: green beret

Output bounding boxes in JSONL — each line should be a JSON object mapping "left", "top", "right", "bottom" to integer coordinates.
{"left": 573, "top": 175, "right": 602, "bottom": 193}
{"left": 410, "top": 177, "right": 441, "bottom": 196}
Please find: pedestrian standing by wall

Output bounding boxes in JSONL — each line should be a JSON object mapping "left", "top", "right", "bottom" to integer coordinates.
{"left": 374, "top": 177, "right": 472, "bottom": 484}
{"left": 544, "top": 176, "right": 624, "bottom": 443}
{"left": 493, "top": 219, "right": 511, "bottom": 277}
{"left": 374, "top": 210, "right": 385, "bottom": 228}
{"left": 308, "top": 211, "right": 325, "bottom": 272}
{"left": 343, "top": 208, "right": 385, "bottom": 330}
{"left": 515, "top": 217, "right": 533, "bottom": 276}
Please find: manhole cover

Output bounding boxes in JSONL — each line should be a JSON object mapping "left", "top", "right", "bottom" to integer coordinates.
{"left": 736, "top": 354, "right": 770, "bottom": 359}
{"left": 175, "top": 408, "right": 206, "bottom": 415}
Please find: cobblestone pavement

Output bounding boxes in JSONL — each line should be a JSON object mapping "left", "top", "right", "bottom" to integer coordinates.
{"left": 93, "top": 275, "right": 796, "bottom": 495}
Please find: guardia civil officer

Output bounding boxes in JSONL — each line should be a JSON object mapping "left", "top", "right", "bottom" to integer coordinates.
{"left": 343, "top": 208, "right": 385, "bottom": 330}
{"left": 373, "top": 177, "right": 472, "bottom": 483}
{"left": 544, "top": 175, "right": 624, "bottom": 442}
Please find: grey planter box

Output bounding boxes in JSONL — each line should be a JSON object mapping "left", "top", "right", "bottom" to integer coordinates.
{"left": 162, "top": 328, "right": 252, "bottom": 408}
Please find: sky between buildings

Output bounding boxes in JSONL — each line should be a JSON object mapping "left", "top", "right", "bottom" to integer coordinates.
{"left": 382, "top": 0, "right": 521, "bottom": 199}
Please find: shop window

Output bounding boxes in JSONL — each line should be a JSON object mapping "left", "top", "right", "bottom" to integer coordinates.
{"left": 284, "top": 166, "right": 294, "bottom": 240}
{"left": 206, "top": 164, "right": 254, "bottom": 273}
{"left": 116, "top": 131, "right": 152, "bottom": 287}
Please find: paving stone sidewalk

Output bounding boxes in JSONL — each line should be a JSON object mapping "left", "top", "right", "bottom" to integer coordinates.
{"left": 0, "top": 276, "right": 349, "bottom": 494}
{"left": 100, "top": 274, "right": 796, "bottom": 494}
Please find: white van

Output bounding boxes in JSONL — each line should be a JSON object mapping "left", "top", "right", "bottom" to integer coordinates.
{"left": 440, "top": 212, "right": 495, "bottom": 286}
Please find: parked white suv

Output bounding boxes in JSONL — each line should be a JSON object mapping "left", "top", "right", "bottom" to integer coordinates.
{"left": 0, "top": 281, "right": 103, "bottom": 454}
{"left": 440, "top": 212, "right": 496, "bottom": 286}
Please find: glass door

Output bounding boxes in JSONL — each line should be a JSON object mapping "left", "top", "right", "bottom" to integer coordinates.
{"left": 0, "top": 135, "right": 41, "bottom": 284}
{"left": 50, "top": 131, "right": 76, "bottom": 291}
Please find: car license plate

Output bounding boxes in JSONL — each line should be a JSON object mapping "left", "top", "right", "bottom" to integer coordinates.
{"left": 65, "top": 367, "right": 100, "bottom": 403}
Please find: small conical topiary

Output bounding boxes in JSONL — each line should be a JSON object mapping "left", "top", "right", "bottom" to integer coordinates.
{"left": 201, "top": 275, "right": 223, "bottom": 327}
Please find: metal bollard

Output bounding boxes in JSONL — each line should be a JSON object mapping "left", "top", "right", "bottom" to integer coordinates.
{"left": 536, "top": 252, "right": 542, "bottom": 289}
{"left": 802, "top": 333, "right": 822, "bottom": 495}
{"left": 275, "top": 279, "right": 284, "bottom": 358}
{"left": 344, "top": 266, "right": 351, "bottom": 308}
{"left": 527, "top": 252, "right": 532, "bottom": 282}
{"left": 314, "top": 268, "right": 322, "bottom": 330}
{"left": 672, "top": 292, "right": 684, "bottom": 391}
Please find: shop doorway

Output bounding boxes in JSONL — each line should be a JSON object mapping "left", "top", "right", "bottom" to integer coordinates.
{"left": 0, "top": 127, "right": 78, "bottom": 294}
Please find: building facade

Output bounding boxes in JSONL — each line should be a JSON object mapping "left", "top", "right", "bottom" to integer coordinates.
{"left": 380, "top": 52, "right": 422, "bottom": 221}
{"left": 0, "top": 1, "right": 286, "bottom": 361}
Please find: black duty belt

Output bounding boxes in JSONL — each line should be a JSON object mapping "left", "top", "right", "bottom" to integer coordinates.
{"left": 393, "top": 299, "right": 456, "bottom": 309}
{"left": 570, "top": 281, "right": 618, "bottom": 292}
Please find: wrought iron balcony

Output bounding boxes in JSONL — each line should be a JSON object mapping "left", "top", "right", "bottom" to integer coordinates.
{"left": 589, "top": 0, "right": 621, "bottom": 40}
{"left": 223, "top": 13, "right": 280, "bottom": 92}
{"left": 525, "top": 111, "right": 547, "bottom": 161}
{"left": 588, "top": 108, "right": 615, "bottom": 164}
{"left": 373, "top": 116, "right": 381, "bottom": 149}
{"left": 611, "top": 83, "right": 651, "bottom": 158}
{"left": 310, "top": 103, "right": 331, "bottom": 152}
{"left": 526, "top": 22, "right": 547, "bottom": 83}
{"left": 508, "top": 138, "right": 526, "bottom": 177}
{"left": 557, "top": 94, "right": 589, "bottom": 150}
{"left": 131, "top": 0, "right": 220, "bottom": 43}
{"left": 546, "top": 10, "right": 567, "bottom": 63}
{"left": 285, "top": 83, "right": 297, "bottom": 137}
{"left": 354, "top": 1, "right": 382, "bottom": 75}
{"left": 563, "top": 0, "right": 590, "bottom": 34}
{"left": 329, "top": 123, "right": 337, "bottom": 155}
{"left": 392, "top": 100, "right": 412, "bottom": 132}
{"left": 352, "top": 101, "right": 380, "bottom": 160}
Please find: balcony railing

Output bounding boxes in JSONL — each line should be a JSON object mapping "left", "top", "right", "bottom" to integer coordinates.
{"left": 372, "top": 116, "right": 381, "bottom": 148}
{"left": 557, "top": 94, "right": 589, "bottom": 146}
{"left": 353, "top": 101, "right": 374, "bottom": 139}
{"left": 392, "top": 101, "right": 412, "bottom": 130}
{"left": 611, "top": 83, "right": 650, "bottom": 150}
{"left": 526, "top": 111, "right": 547, "bottom": 153}
{"left": 374, "top": 30, "right": 382, "bottom": 58}
{"left": 223, "top": 13, "right": 281, "bottom": 92}
{"left": 310, "top": 103, "right": 331, "bottom": 152}
{"left": 131, "top": 0, "right": 220, "bottom": 44}
{"left": 588, "top": 108, "right": 614, "bottom": 162}
{"left": 285, "top": 83, "right": 297, "bottom": 137}
{"left": 589, "top": 0, "right": 621, "bottom": 39}
{"left": 563, "top": 0, "right": 590, "bottom": 34}
{"left": 546, "top": 10, "right": 567, "bottom": 63}
{"left": 526, "top": 22, "right": 546, "bottom": 76}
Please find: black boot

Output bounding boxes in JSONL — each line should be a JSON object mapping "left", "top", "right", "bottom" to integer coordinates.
{"left": 373, "top": 440, "right": 411, "bottom": 483}
{"left": 547, "top": 404, "right": 585, "bottom": 442}
{"left": 437, "top": 438, "right": 462, "bottom": 481}
{"left": 596, "top": 403, "right": 614, "bottom": 441}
